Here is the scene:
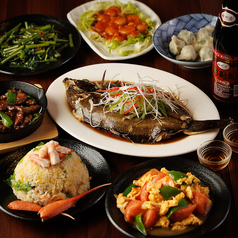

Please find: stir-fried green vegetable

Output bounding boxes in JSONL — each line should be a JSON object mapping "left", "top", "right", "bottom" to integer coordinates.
{"left": 168, "top": 171, "right": 194, "bottom": 186}
{"left": 160, "top": 186, "right": 182, "bottom": 200}
{"left": 0, "top": 21, "right": 74, "bottom": 70}
{"left": 166, "top": 198, "right": 188, "bottom": 218}
{"left": 5, "top": 172, "right": 34, "bottom": 192}
{"left": 7, "top": 89, "right": 17, "bottom": 105}
{"left": 12, "top": 179, "right": 34, "bottom": 192}
{"left": 123, "top": 183, "right": 138, "bottom": 197}
{"left": 135, "top": 213, "right": 147, "bottom": 235}
{"left": 30, "top": 112, "right": 42, "bottom": 124}
{"left": 0, "top": 111, "right": 14, "bottom": 127}
{"left": 168, "top": 171, "right": 188, "bottom": 182}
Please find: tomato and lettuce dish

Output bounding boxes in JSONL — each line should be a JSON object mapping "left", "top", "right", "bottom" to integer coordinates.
{"left": 115, "top": 168, "right": 212, "bottom": 235}
{"left": 77, "top": 1, "right": 155, "bottom": 56}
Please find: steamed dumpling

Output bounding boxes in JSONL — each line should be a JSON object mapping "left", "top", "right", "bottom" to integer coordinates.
{"left": 176, "top": 45, "right": 197, "bottom": 61}
{"left": 193, "top": 35, "right": 213, "bottom": 52}
{"left": 177, "top": 30, "right": 196, "bottom": 45}
{"left": 196, "top": 26, "right": 214, "bottom": 41}
{"left": 204, "top": 25, "right": 214, "bottom": 33}
{"left": 169, "top": 25, "right": 214, "bottom": 62}
{"left": 198, "top": 46, "right": 213, "bottom": 62}
{"left": 169, "top": 35, "right": 186, "bottom": 55}
{"left": 193, "top": 26, "right": 214, "bottom": 52}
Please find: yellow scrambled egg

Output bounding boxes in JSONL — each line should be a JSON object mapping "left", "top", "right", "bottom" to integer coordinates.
{"left": 116, "top": 167, "right": 210, "bottom": 232}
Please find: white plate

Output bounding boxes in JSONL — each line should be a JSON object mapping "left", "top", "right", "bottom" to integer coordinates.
{"left": 47, "top": 63, "right": 220, "bottom": 157}
{"left": 67, "top": 0, "right": 161, "bottom": 60}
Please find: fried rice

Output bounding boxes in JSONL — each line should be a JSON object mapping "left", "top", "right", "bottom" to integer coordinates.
{"left": 10, "top": 141, "right": 90, "bottom": 206}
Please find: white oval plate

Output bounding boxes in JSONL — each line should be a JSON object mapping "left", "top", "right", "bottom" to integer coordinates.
{"left": 47, "top": 63, "right": 220, "bottom": 157}
{"left": 67, "top": 0, "right": 161, "bottom": 60}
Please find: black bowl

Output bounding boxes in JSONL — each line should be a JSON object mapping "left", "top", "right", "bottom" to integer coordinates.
{"left": 0, "top": 14, "right": 81, "bottom": 75}
{"left": 0, "top": 139, "right": 111, "bottom": 221}
{"left": 105, "top": 157, "right": 231, "bottom": 238}
{"left": 0, "top": 81, "right": 47, "bottom": 142}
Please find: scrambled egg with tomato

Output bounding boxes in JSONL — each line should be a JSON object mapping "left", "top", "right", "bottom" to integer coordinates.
{"left": 115, "top": 168, "right": 212, "bottom": 233}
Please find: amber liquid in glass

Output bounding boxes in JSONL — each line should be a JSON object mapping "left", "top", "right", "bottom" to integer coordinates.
{"left": 229, "top": 132, "right": 238, "bottom": 143}
{"left": 203, "top": 150, "right": 225, "bottom": 161}
{"left": 200, "top": 150, "right": 229, "bottom": 171}
{"left": 228, "top": 131, "right": 238, "bottom": 153}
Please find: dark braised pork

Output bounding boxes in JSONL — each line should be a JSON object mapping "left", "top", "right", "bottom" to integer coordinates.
{"left": 0, "top": 89, "right": 41, "bottom": 132}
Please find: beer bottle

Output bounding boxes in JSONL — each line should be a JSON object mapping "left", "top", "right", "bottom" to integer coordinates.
{"left": 212, "top": 0, "right": 238, "bottom": 103}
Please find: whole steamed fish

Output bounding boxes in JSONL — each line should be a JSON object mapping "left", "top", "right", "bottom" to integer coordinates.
{"left": 63, "top": 77, "right": 232, "bottom": 143}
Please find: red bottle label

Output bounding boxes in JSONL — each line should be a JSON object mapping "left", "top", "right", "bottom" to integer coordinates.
{"left": 219, "top": 5, "right": 238, "bottom": 27}
{"left": 212, "top": 47, "right": 238, "bottom": 102}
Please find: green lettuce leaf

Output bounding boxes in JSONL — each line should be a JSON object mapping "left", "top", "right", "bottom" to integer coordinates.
{"left": 77, "top": 1, "right": 154, "bottom": 56}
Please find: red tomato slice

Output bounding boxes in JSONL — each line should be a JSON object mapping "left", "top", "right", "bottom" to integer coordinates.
{"left": 140, "top": 172, "right": 172, "bottom": 202}
{"left": 169, "top": 203, "right": 197, "bottom": 222}
{"left": 152, "top": 172, "right": 167, "bottom": 183}
{"left": 153, "top": 174, "right": 174, "bottom": 187}
{"left": 192, "top": 191, "right": 212, "bottom": 216}
{"left": 140, "top": 171, "right": 167, "bottom": 202}
{"left": 142, "top": 207, "right": 159, "bottom": 230}
{"left": 142, "top": 168, "right": 159, "bottom": 178}
{"left": 124, "top": 200, "right": 145, "bottom": 223}
{"left": 140, "top": 181, "right": 149, "bottom": 202}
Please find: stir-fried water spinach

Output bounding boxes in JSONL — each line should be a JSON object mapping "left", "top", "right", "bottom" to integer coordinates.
{"left": 0, "top": 22, "right": 74, "bottom": 70}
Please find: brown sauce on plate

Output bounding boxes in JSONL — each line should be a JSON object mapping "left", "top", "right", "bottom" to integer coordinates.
{"left": 82, "top": 120, "right": 187, "bottom": 144}
{"left": 66, "top": 78, "right": 188, "bottom": 144}
{"left": 67, "top": 101, "right": 188, "bottom": 145}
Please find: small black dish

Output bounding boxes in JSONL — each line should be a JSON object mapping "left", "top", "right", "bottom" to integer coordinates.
{"left": 0, "top": 14, "right": 81, "bottom": 75}
{"left": 0, "top": 80, "right": 47, "bottom": 142}
{"left": 105, "top": 157, "right": 231, "bottom": 238}
{"left": 0, "top": 138, "right": 111, "bottom": 221}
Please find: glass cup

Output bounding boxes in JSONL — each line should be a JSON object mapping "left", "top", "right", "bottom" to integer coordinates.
{"left": 223, "top": 122, "right": 238, "bottom": 153}
{"left": 197, "top": 140, "right": 232, "bottom": 171}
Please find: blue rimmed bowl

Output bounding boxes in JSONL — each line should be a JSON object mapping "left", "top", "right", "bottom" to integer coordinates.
{"left": 153, "top": 13, "right": 218, "bottom": 69}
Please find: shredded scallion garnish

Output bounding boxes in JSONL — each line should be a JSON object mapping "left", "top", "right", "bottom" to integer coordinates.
{"left": 92, "top": 75, "right": 184, "bottom": 120}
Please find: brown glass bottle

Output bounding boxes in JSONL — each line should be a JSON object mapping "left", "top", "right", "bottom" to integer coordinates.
{"left": 212, "top": 0, "right": 238, "bottom": 103}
